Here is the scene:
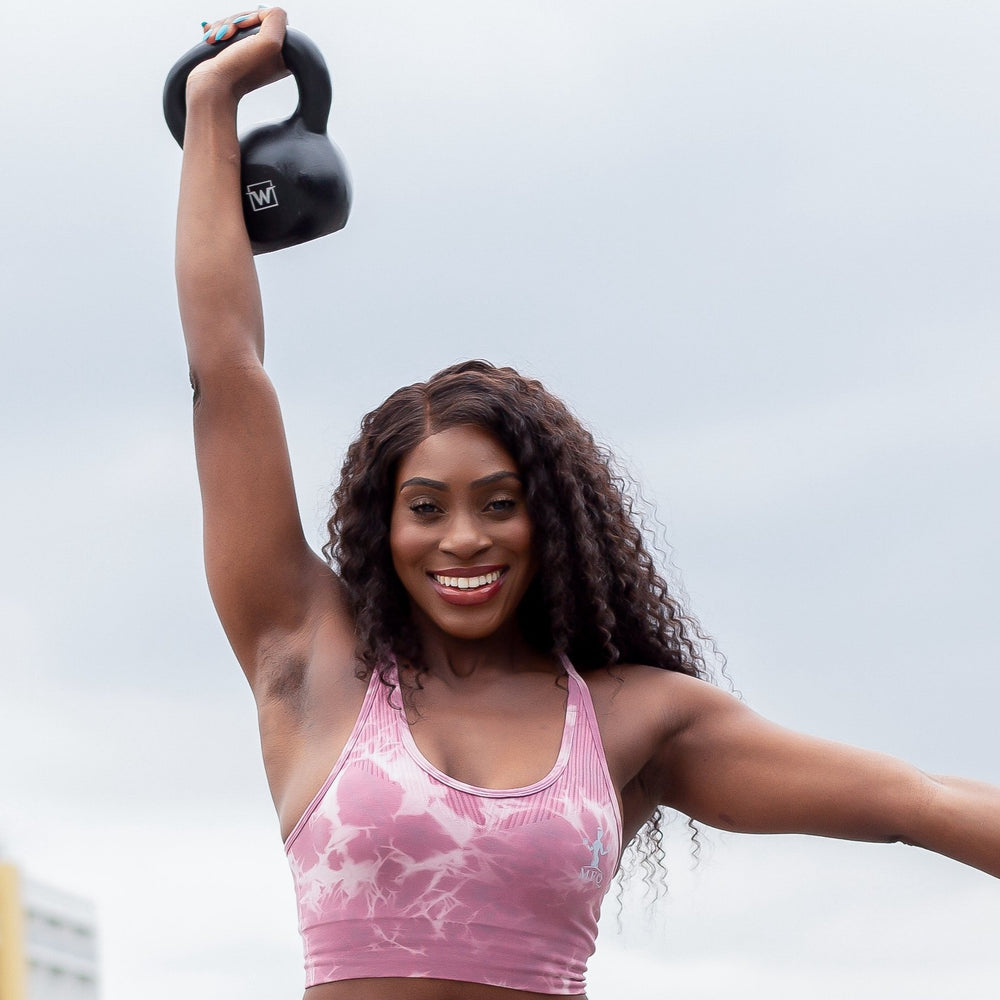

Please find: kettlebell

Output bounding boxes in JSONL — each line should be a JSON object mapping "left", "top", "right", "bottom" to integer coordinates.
{"left": 163, "top": 25, "right": 351, "bottom": 254}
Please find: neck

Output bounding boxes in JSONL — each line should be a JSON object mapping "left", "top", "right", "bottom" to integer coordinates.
{"left": 408, "top": 619, "right": 548, "bottom": 683}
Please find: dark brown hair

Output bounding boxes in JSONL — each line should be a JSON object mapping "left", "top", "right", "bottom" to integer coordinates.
{"left": 325, "top": 361, "right": 717, "bottom": 889}
{"left": 326, "top": 360, "right": 710, "bottom": 683}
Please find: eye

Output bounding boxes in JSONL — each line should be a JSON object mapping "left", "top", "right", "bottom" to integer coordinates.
{"left": 485, "top": 497, "right": 517, "bottom": 514}
{"left": 408, "top": 500, "right": 441, "bottom": 516}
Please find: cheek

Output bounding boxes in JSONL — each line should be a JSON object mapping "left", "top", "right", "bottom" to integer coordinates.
{"left": 521, "top": 514, "right": 536, "bottom": 553}
{"left": 513, "top": 519, "right": 537, "bottom": 574}
{"left": 388, "top": 513, "right": 406, "bottom": 574}
{"left": 389, "top": 517, "right": 424, "bottom": 576}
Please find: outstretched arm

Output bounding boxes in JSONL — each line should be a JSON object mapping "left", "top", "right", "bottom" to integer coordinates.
{"left": 646, "top": 674, "right": 1000, "bottom": 878}
{"left": 175, "top": 8, "right": 348, "bottom": 689}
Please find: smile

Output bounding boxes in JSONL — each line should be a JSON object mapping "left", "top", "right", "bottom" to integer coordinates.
{"left": 429, "top": 569, "right": 504, "bottom": 590}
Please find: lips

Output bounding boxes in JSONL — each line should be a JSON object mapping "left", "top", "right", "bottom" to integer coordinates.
{"left": 430, "top": 568, "right": 503, "bottom": 590}
{"left": 427, "top": 567, "right": 507, "bottom": 605}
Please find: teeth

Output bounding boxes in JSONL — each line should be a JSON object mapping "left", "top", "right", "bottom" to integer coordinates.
{"left": 433, "top": 569, "right": 502, "bottom": 590}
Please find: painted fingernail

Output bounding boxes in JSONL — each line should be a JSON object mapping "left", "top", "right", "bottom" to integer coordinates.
{"left": 215, "top": 25, "right": 229, "bottom": 41}
{"left": 203, "top": 29, "right": 212, "bottom": 41}
{"left": 232, "top": 14, "right": 251, "bottom": 24}
{"left": 201, "top": 20, "right": 208, "bottom": 27}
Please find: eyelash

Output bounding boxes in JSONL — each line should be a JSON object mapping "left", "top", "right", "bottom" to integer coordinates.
{"left": 407, "top": 497, "right": 518, "bottom": 516}
{"left": 409, "top": 501, "right": 440, "bottom": 515}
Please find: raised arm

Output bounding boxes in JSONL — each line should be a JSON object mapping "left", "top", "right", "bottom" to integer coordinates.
{"left": 175, "top": 8, "right": 348, "bottom": 689}
{"left": 642, "top": 672, "right": 1000, "bottom": 878}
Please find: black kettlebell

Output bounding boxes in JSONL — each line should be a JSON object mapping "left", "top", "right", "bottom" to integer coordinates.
{"left": 163, "top": 25, "right": 351, "bottom": 254}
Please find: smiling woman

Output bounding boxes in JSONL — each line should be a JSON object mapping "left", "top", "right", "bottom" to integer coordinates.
{"left": 173, "top": 6, "right": 1000, "bottom": 1000}
{"left": 389, "top": 426, "right": 536, "bottom": 644}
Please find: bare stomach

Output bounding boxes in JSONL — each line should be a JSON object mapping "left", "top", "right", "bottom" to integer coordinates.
{"left": 304, "top": 979, "right": 585, "bottom": 1000}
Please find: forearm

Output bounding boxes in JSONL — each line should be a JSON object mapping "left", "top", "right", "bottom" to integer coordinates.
{"left": 911, "top": 774, "right": 1000, "bottom": 878}
{"left": 175, "top": 71, "right": 266, "bottom": 375}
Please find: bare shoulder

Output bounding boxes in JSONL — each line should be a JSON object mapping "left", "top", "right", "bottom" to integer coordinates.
{"left": 583, "top": 663, "right": 735, "bottom": 735}
{"left": 581, "top": 664, "right": 738, "bottom": 787}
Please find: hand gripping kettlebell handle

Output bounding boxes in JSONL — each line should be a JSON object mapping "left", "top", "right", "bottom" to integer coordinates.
{"left": 162, "top": 26, "right": 333, "bottom": 147}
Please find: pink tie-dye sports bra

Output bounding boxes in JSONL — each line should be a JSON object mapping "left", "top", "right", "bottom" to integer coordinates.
{"left": 284, "top": 656, "right": 622, "bottom": 995}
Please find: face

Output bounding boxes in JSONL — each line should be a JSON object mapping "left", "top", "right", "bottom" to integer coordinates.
{"left": 390, "top": 424, "right": 536, "bottom": 643}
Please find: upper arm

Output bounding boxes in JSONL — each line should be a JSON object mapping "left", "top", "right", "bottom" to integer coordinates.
{"left": 191, "top": 360, "right": 348, "bottom": 679}
{"left": 650, "top": 677, "right": 934, "bottom": 845}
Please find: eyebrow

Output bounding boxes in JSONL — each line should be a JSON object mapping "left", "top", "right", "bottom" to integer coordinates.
{"left": 398, "top": 471, "right": 522, "bottom": 492}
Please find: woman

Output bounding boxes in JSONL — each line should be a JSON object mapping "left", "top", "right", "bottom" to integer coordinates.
{"left": 177, "top": 8, "right": 1000, "bottom": 999}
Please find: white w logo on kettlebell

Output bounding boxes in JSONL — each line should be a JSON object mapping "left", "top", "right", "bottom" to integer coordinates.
{"left": 246, "top": 180, "right": 280, "bottom": 212}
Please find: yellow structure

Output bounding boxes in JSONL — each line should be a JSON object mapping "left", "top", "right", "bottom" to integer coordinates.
{"left": 0, "top": 862, "right": 98, "bottom": 1000}
{"left": 1, "top": 862, "right": 28, "bottom": 999}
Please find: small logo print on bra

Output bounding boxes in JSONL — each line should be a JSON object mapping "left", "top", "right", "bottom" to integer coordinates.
{"left": 580, "top": 827, "right": 608, "bottom": 885}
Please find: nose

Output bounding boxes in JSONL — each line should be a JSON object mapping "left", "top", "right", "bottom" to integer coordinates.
{"left": 439, "top": 510, "right": 490, "bottom": 560}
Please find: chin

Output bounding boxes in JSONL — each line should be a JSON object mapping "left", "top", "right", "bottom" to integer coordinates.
{"left": 417, "top": 607, "right": 518, "bottom": 645}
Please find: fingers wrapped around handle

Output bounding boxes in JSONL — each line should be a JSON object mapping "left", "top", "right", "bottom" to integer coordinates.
{"left": 162, "top": 7, "right": 290, "bottom": 146}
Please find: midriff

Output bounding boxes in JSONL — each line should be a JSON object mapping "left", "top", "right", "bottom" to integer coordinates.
{"left": 304, "top": 979, "right": 585, "bottom": 1000}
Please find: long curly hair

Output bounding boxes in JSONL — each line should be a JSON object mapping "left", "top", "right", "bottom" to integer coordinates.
{"left": 324, "top": 360, "right": 716, "bottom": 886}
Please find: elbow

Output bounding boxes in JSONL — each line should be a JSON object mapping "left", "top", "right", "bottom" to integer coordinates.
{"left": 879, "top": 768, "right": 943, "bottom": 850}
{"left": 186, "top": 353, "right": 268, "bottom": 402}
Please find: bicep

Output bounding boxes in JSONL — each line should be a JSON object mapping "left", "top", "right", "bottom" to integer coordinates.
{"left": 655, "top": 683, "right": 933, "bottom": 845}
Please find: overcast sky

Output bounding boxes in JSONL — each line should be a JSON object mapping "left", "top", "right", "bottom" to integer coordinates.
{"left": 2, "top": 2, "right": 998, "bottom": 998}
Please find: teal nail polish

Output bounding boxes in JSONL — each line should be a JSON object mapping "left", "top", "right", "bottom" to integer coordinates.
{"left": 203, "top": 29, "right": 212, "bottom": 41}
{"left": 215, "top": 25, "right": 228, "bottom": 41}
{"left": 232, "top": 14, "right": 251, "bottom": 24}
{"left": 201, "top": 20, "right": 208, "bottom": 28}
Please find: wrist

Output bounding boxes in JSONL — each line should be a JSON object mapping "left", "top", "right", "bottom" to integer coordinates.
{"left": 185, "top": 63, "right": 241, "bottom": 117}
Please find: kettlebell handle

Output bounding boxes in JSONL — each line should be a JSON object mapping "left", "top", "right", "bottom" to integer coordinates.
{"left": 162, "top": 26, "right": 333, "bottom": 147}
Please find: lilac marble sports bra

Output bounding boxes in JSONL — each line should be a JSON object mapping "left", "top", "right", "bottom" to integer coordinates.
{"left": 284, "top": 656, "right": 623, "bottom": 995}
